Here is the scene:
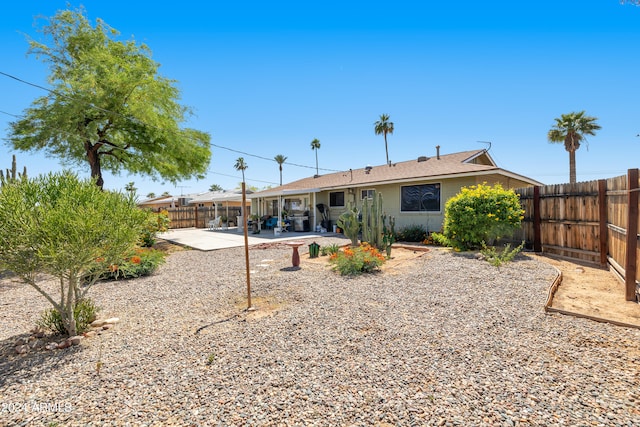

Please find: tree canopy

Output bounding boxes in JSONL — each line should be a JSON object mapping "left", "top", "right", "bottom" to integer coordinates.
{"left": 8, "top": 7, "right": 211, "bottom": 189}
{"left": 547, "top": 111, "right": 600, "bottom": 184}
{"left": 374, "top": 114, "right": 394, "bottom": 166}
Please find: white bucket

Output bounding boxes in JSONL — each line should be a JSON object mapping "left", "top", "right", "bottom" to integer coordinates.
{"left": 332, "top": 225, "right": 337, "bottom": 233}
{"left": 274, "top": 227, "right": 281, "bottom": 236}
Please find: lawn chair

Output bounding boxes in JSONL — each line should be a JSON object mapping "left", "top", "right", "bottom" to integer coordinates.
{"left": 208, "top": 216, "right": 221, "bottom": 230}
{"left": 265, "top": 217, "right": 278, "bottom": 230}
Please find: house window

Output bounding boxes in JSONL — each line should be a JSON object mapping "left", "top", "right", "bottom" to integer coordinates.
{"left": 401, "top": 184, "right": 441, "bottom": 212}
{"left": 361, "top": 189, "right": 375, "bottom": 200}
{"left": 329, "top": 191, "right": 345, "bottom": 207}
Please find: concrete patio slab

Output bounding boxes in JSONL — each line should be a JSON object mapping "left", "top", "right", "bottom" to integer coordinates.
{"left": 159, "top": 227, "right": 335, "bottom": 251}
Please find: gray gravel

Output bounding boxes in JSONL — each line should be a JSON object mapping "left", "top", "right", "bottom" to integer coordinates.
{"left": 1, "top": 236, "right": 640, "bottom": 426}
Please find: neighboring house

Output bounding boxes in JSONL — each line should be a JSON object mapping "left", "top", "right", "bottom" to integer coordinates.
{"left": 249, "top": 148, "right": 542, "bottom": 233}
{"left": 137, "top": 195, "right": 191, "bottom": 210}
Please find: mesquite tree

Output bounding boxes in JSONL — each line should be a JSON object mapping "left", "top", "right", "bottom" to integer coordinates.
{"left": 8, "top": 7, "right": 211, "bottom": 189}
{"left": 0, "top": 172, "right": 150, "bottom": 336}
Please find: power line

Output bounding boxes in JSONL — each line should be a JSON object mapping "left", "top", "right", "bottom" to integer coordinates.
{"left": 0, "top": 70, "right": 343, "bottom": 173}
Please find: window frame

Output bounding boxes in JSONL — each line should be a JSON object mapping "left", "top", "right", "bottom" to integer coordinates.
{"left": 400, "top": 183, "right": 441, "bottom": 213}
{"left": 329, "top": 191, "right": 345, "bottom": 208}
{"left": 360, "top": 189, "right": 375, "bottom": 200}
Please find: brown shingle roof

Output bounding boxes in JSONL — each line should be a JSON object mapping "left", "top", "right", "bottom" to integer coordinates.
{"left": 255, "top": 150, "right": 512, "bottom": 195}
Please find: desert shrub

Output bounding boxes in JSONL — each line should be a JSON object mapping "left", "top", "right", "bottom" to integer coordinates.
{"left": 480, "top": 241, "right": 525, "bottom": 267}
{"left": 329, "top": 242, "right": 386, "bottom": 275}
{"left": 320, "top": 243, "right": 341, "bottom": 256}
{"left": 102, "top": 248, "right": 166, "bottom": 280}
{"left": 0, "top": 172, "right": 149, "bottom": 336}
{"left": 429, "top": 232, "right": 451, "bottom": 247}
{"left": 141, "top": 209, "right": 170, "bottom": 247}
{"left": 395, "top": 224, "right": 428, "bottom": 242}
{"left": 441, "top": 183, "right": 524, "bottom": 250}
{"left": 37, "top": 298, "right": 99, "bottom": 336}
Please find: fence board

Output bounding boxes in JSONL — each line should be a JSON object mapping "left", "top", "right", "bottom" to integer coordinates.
{"left": 513, "top": 170, "right": 639, "bottom": 300}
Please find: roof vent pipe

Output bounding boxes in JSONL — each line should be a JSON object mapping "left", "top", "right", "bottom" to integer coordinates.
{"left": 436, "top": 145, "right": 441, "bottom": 160}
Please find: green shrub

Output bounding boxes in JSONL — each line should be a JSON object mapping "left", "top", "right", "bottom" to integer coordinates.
{"left": 396, "top": 224, "right": 428, "bottom": 242}
{"left": 429, "top": 232, "right": 451, "bottom": 247}
{"left": 441, "top": 183, "right": 524, "bottom": 250}
{"left": 320, "top": 243, "right": 341, "bottom": 256}
{"left": 0, "top": 172, "right": 149, "bottom": 336}
{"left": 480, "top": 241, "right": 525, "bottom": 267}
{"left": 103, "top": 248, "right": 166, "bottom": 280}
{"left": 38, "top": 298, "right": 100, "bottom": 336}
{"left": 329, "top": 243, "right": 386, "bottom": 276}
{"left": 141, "top": 209, "right": 170, "bottom": 247}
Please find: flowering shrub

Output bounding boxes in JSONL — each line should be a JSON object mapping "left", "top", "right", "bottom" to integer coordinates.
{"left": 435, "top": 183, "right": 524, "bottom": 250}
{"left": 102, "top": 247, "right": 166, "bottom": 280}
{"left": 329, "top": 243, "right": 386, "bottom": 276}
{"left": 141, "top": 209, "right": 170, "bottom": 247}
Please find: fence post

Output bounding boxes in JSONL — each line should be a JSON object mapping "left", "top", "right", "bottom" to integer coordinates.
{"left": 598, "top": 179, "right": 608, "bottom": 266}
{"left": 625, "top": 168, "right": 638, "bottom": 301}
{"left": 194, "top": 206, "right": 198, "bottom": 228}
{"left": 533, "top": 186, "right": 542, "bottom": 253}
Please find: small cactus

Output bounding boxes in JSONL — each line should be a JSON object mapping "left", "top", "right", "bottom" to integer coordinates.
{"left": 1, "top": 155, "right": 27, "bottom": 186}
{"left": 337, "top": 204, "right": 360, "bottom": 246}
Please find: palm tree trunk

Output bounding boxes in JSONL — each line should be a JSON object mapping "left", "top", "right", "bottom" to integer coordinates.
{"left": 569, "top": 150, "right": 577, "bottom": 184}
{"left": 315, "top": 149, "right": 319, "bottom": 176}
{"left": 384, "top": 134, "right": 389, "bottom": 166}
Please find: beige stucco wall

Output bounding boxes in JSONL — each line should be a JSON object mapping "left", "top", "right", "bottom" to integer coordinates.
{"left": 316, "top": 174, "right": 535, "bottom": 233}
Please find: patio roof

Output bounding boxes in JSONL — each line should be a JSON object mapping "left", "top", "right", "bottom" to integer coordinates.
{"left": 188, "top": 190, "right": 252, "bottom": 204}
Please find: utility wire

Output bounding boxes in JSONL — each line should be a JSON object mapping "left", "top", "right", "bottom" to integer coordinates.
{"left": 0, "top": 70, "right": 343, "bottom": 173}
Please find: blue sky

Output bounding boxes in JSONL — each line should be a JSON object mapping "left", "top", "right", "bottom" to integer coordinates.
{"left": 2, "top": 1, "right": 640, "bottom": 197}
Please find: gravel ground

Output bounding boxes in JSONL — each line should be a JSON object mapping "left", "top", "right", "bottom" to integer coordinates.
{"left": 1, "top": 236, "right": 640, "bottom": 426}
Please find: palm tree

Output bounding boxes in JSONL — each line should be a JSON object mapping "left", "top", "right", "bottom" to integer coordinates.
{"left": 146, "top": 192, "right": 156, "bottom": 198}
{"left": 547, "top": 111, "right": 601, "bottom": 184}
{"left": 234, "top": 157, "right": 248, "bottom": 182}
{"left": 374, "top": 114, "right": 394, "bottom": 166}
{"left": 310, "top": 138, "right": 321, "bottom": 177}
{"left": 274, "top": 154, "right": 288, "bottom": 186}
{"left": 125, "top": 181, "right": 137, "bottom": 194}
{"left": 209, "top": 183, "right": 223, "bottom": 192}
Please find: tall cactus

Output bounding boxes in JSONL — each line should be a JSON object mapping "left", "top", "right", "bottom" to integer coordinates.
{"left": 361, "top": 192, "right": 383, "bottom": 249}
{"left": 0, "top": 155, "right": 27, "bottom": 186}
{"left": 361, "top": 191, "right": 396, "bottom": 256}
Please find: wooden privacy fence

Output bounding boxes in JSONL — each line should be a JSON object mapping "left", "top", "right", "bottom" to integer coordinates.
{"left": 152, "top": 206, "right": 243, "bottom": 229}
{"left": 513, "top": 169, "right": 639, "bottom": 302}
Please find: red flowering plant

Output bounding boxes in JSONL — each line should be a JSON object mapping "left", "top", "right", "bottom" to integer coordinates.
{"left": 329, "top": 242, "right": 386, "bottom": 276}
{"left": 101, "top": 247, "right": 166, "bottom": 280}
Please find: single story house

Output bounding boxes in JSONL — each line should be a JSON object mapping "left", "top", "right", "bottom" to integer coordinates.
{"left": 249, "top": 148, "right": 542, "bottom": 233}
{"left": 138, "top": 195, "right": 191, "bottom": 210}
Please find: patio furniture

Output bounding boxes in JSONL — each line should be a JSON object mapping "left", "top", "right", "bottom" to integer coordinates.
{"left": 208, "top": 216, "right": 221, "bottom": 230}
{"left": 265, "top": 217, "right": 278, "bottom": 229}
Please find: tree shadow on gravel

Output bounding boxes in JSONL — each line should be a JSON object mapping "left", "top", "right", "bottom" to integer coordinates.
{"left": 0, "top": 333, "right": 84, "bottom": 388}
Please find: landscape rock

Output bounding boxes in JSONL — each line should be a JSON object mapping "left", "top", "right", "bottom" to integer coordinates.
{"left": 15, "top": 344, "right": 29, "bottom": 354}
{"left": 57, "top": 340, "right": 71, "bottom": 349}
{"left": 1, "top": 238, "right": 640, "bottom": 426}
{"left": 44, "top": 342, "right": 58, "bottom": 351}
{"left": 90, "top": 319, "right": 107, "bottom": 328}
{"left": 69, "top": 335, "right": 83, "bottom": 345}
